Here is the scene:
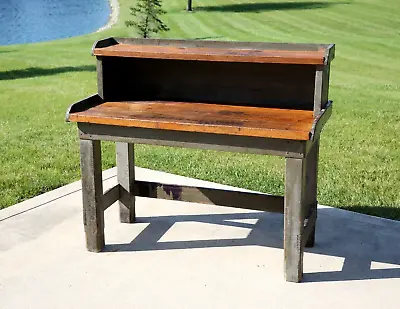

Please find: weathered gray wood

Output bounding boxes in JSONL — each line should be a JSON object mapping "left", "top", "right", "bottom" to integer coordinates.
{"left": 309, "top": 101, "right": 332, "bottom": 142}
{"left": 78, "top": 123, "right": 308, "bottom": 159}
{"left": 313, "top": 64, "right": 331, "bottom": 116}
{"left": 80, "top": 139, "right": 105, "bottom": 252}
{"left": 116, "top": 142, "right": 136, "bottom": 223}
{"left": 313, "top": 65, "right": 324, "bottom": 116}
{"left": 284, "top": 157, "right": 307, "bottom": 282}
{"left": 95, "top": 37, "right": 333, "bottom": 52}
{"left": 304, "top": 139, "right": 320, "bottom": 247}
{"left": 97, "top": 59, "right": 104, "bottom": 99}
{"left": 135, "top": 180, "right": 284, "bottom": 213}
{"left": 103, "top": 184, "right": 120, "bottom": 211}
{"left": 321, "top": 65, "right": 331, "bottom": 109}
{"left": 65, "top": 94, "right": 102, "bottom": 122}
{"left": 324, "top": 44, "right": 335, "bottom": 64}
{"left": 302, "top": 205, "right": 317, "bottom": 248}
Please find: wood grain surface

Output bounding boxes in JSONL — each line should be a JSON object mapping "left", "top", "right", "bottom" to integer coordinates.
{"left": 69, "top": 101, "right": 315, "bottom": 140}
{"left": 93, "top": 43, "right": 325, "bottom": 65}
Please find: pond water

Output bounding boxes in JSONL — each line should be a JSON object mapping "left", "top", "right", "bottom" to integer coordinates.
{"left": 0, "top": 0, "right": 111, "bottom": 46}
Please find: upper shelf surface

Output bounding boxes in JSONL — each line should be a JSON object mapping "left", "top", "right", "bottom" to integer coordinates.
{"left": 93, "top": 43, "right": 327, "bottom": 65}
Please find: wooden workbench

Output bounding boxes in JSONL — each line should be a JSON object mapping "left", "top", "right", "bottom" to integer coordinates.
{"left": 67, "top": 37, "right": 335, "bottom": 282}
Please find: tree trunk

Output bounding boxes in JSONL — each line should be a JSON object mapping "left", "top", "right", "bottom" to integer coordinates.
{"left": 187, "top": 0, "right": 192, "bottom": 11}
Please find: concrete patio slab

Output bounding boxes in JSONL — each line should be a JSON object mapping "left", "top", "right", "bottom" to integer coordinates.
{"left": 1, "top": 167, "right": 400, "bottom": 309}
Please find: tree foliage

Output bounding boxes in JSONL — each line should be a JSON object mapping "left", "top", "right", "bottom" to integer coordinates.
{"left": 125, "top": 0, "right": 169, "bottom": 38}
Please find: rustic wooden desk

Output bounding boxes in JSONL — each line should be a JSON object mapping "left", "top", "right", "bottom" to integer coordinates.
{"left": 66, "top": 37, "right": 335, "bottom": 282}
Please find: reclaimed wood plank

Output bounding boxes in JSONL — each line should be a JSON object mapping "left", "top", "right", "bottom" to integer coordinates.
{"left": 103, "top": 184, "right": 120, "bottom": 211}
{"left": 116, "top": 142, "right": 136, "bottom": 223}
{"left": 80, "top": 139, "right": 105, "bottom": 252}
{"left": 304, "top": 139, "right": 320, "bottom": 247}
{"left": 78, "top": 123, "right": 309, "bottom": 158}
{"left": 93, "top": 43, "right": 326, "bottom": 65}
{"left": 284, "top": 157, "right": 306, "bottom": 282}
{"left": 303, "top": 204, "right": 317, "bottom": 248}
{"left": 69, "top": 101, "right": 315, "bottom": 140}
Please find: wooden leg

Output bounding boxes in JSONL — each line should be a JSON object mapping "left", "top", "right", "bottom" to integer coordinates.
{"left": 116, "top": 142, "right": 136, "bottom": 223}
{"left": 284, "top": 156, "right": 306, "bottom": 282}
{"left": 305, "top": 139, "right": 320, "bottom": 248}
{"left": 80, "top": 139, "right": 105, "bottom": 252}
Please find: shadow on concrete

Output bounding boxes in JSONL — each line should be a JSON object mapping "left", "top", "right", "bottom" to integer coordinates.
{"left": 0, "top": 65, "right": 96, "bottom": 81}
{"left": 105, "top": 207, "right": 400, "bottom": 283}
{"left": 196, "top": 2, "right": 344, "bottom": 13}
{"left": 339, "top": 205, "right": 400, "bottom": 222}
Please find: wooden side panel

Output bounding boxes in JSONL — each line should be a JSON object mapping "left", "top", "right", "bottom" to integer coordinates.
{"left": 321, "top": 65, "right": 331, "bottom": 109}
{"left": 309, "top": 101, "right": 333, "bottom": 141}
{"left": 313, "top": 64, "right": 331, "bottom": 115}
{"left": 101, "top": 57, "right": 316, "bottom": 110}
{"left": 65, "top": 94, "right": 102, "bottom": 122}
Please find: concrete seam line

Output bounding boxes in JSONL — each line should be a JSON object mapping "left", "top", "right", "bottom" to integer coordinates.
{"left": 0, "top": 174, "right": 117, "bottom": 222}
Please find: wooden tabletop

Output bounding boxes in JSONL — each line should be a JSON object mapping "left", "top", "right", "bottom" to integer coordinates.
{"left": 68, "top": 101, "right": 315, "bottom": 140}
{"left": 93, "top": 43, "right": 326, "bottom": 65}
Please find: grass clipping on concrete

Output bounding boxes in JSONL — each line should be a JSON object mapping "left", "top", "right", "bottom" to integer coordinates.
{"left": 0, "top": 0, "right": 399, "bottom": 220}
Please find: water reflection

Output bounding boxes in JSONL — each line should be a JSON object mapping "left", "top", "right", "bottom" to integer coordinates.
{"left": 0, "top": 0, "right": 110, "bottom": 45}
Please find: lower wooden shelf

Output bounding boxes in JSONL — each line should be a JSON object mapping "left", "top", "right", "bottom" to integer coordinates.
{"left": 67, "top": 97, "right": 319, "bottom": 140}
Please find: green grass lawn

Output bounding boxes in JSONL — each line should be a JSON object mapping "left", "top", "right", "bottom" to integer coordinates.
{"left": 0, "top": 0, "right": 399, "bottom": 220}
